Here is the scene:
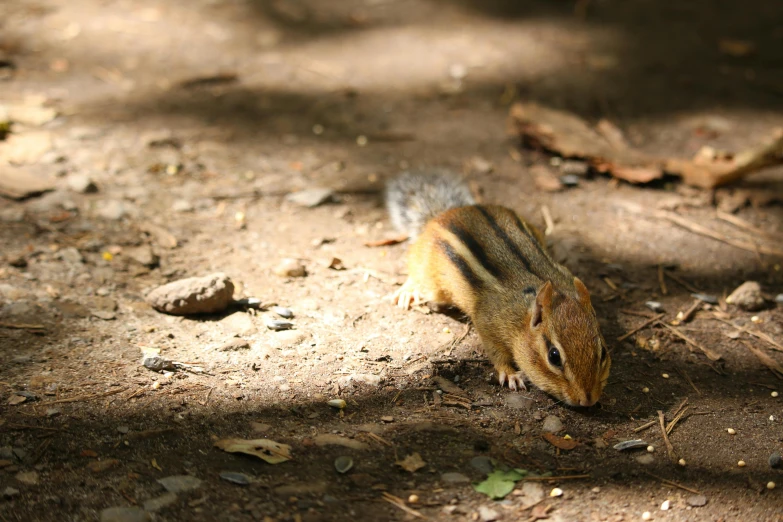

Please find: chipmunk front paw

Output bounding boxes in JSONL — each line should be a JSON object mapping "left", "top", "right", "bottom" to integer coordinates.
{"left": 498, "top": 369, "right": 528, "bottom": 391}
{"left": 392, "top": 279, "right": 423, "bottom": 310}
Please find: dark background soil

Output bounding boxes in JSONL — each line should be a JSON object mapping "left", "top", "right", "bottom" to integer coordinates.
{"left": 1, "top": 1, "right": 782, "bottom": 521}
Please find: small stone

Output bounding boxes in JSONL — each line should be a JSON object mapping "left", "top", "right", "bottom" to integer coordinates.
{"left": 737, "top": 460, "right": 746, "bottom": 467}
{"left": 15, "top": 471, "right": 39, "bottom": 485}
{"left": 145, "top": 273, "right": 234, "bottom": 315}
{"left": 274, "top": 258, "right": 306, "bottom": 278}
{"left": 126, "top": 245, "right": 159, "bottom": 268}
{"left": 478, "top": 506, "right": 500, "bottom": 522}
{"left": 66, "top": 173, "right": 98, "bottom": 193}
{"left": 661, "top": 500, "right": 670, "bottom": 511}
{"left": 96, "top": 199, "right": 131, "bottom": 221}
{"left": 769, "top": 452, "right": 782, "bottom": 469}
{"left": 264, "top": 317, "right": 293, "bottom": 331}
{"left": 635, "top": 454, "right": 655, "bottom": 465}
{"left": 143, "top": 492, "right": 178, "bottom": 512}
{"left": 143, "top": 355, "right": 177, "bottom": 372}
{"left": 642, "top": 387, "right": 650, "bottom": 393}
{"left": 441, "top": 472, "right": 470, "bottom": 484}
{"left": 542, "top": 415, "right": 563, "bottom": 433}
{"left": 514, "top": 482, "right": 545, "bottom": 507}
{"left": 687, "top": 494, "right": 707, "bottom": 507}
{"left": 334, "top": 456, "right": 353, "bottom": 474}
{"left": 776, "top": 294, "right": 783, "bottom": 304}
{"left": 380, "top": 416, "right": 394, "bottom": 423}
{"left": 58, "top": 247, "right": 84, "bottom": 264}
{"left": 272, "top": 306, "right": 294, "bottom": 319}
{"left": 285, "top": 188, "right": 334, "bottom": 208}
{"left": 220, "top": 472, "right": 251, "bottom": 485}
{"left": 327, "top": 399, "right": 346, "bottom": 409}
{"left": 157, "top": 475, "right": 202, "bottom": 493}
{"left": 727, "top": 428, "right": 736, "bottom": 435}
{"left": 642, "top": 512, "right": 652, "bottom": 520}
{"left": 46, "top": 408, "right": 60, "bottom": 417}
{"left": 117, "top": 426, "right": 129, "bottom": 434}
{"left": 661, "top": 373, "right": 669, "bottom": 379}
{"left": 504, "top": 393, "right": 533, "bottom": 410}
{"left": 691, "top": 293, "right": 718, "bottom": 305}
{"left": 725, "top": 281, "right": 765, "bottom": 311}
{"left": 645, "top": 301, "right": 663, "bottom": 312}
{"left": 470, "top": 456, "right": 494, "bottom": 474}
{"left": 559, "top": 174, "right": 580, "bottom": 187}
{"left": 2, "top": 487, "right": 20, "bottom": 498}
{"left": 591, "top": 487, "right": 600, "bottom": 493}
{"left": 549, "top": 487, "right": 563, "bottom": 497}
{"left": 100, "top": 506, "right": 149, "bottom": 522}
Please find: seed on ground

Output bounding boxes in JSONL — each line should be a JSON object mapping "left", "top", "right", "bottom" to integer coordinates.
{"left": 661, "top": 500, "right": 670, "bottom": 511}
{"left": 642, "top": 512, "right": 652, "bottom": 520}
{"left": 408, "top": 494, "right": 419, "bottom": 503}
{"left": 662, "top": 373, "right": 669, "bottom": 379}
{"left": 727, "top": 428, "right": 736, "bottom": 435}
{"left": 772, "top": 391, "right": 779, "bottom": 398}
{"left": 737, "top": 460, "right": 746, "bottom": 467}
{"left": 767, "top": 482, "right": 776, "bottom": 490}
{"left": 647, "top": 446, "right": 655, "bottom": 453}
{"left": 550, "top": 488, "right": 563, "bottom": 497}
{"left": 642, "top": 387, "right": 650, "bottom": 393}
{"left": 678, "top": 458, "right": 686, "bottom": 466}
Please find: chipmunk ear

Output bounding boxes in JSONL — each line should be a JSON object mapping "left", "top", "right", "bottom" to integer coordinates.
{"left": 531, "top": 281, "right": 554, "bottom": 328}
{"left": 573, "top": 277, "right": 592, "bottom": 307}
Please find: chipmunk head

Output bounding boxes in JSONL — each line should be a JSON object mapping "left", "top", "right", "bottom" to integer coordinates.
{"left": 519, "top": 278, "right": 610, "bottom": 407}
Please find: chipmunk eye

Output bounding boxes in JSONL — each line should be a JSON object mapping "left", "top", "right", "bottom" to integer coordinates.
{"left": 547, "top": 343, "right": 562, "bottom": 368}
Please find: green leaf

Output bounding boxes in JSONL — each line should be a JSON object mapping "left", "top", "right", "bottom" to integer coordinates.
{"left": 473, "top": 469, "right": 524, "bottom": 500}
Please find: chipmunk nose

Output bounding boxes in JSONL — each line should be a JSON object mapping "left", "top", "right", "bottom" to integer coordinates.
{"left": 578, "top": 392, "right": 596, "bottom": 407}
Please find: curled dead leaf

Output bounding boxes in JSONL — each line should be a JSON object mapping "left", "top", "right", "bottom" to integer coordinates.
{"left": 214, "top": 438, "right": 292, "bottom": 464}
{"left": 396, "top": 452, "right": 426, "bottom": 473}
{"left": 542, "top": 432, "right": 578, "bottom": 450}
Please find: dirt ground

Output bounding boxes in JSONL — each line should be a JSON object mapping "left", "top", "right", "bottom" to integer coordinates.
{"left": 1, "top": 0, "right": 783, "bottom": 521}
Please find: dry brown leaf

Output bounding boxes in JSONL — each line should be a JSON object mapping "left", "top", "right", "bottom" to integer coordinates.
{"left": 7, "top": 395, "right": 27, "bottom": 405}
{"left": 214, "top": 438, "right": 292, "bottom": 464}
{"left": 396, "top": 452, "right": 426, "bottom": 473}
{"left": 328, "top": 257, "right": 345, "bottom": 270}
{"left": 542, "top": 432, "right": 578, "bottom": 450}
{"left": 364, "top": 236, "right": 408, "bottom": 247}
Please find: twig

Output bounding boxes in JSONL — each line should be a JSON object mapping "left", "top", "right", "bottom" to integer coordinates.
{"left": 672, "top": 300, "right": 701, "bottom": 325}
{"left": 366, "top": 432, "right": 394, "bottom": 447}
{"left": 716, "top": 211, "right": 783, "bottom": 242}
{"left": 541, "top": 205, "right": 555, "bottom": 236}
{"left": 657, "top": 321, "right": 721, "bottom": 361}
{"left": 657, "top": 265, "right": 668, "bottom": 295}
{"left": 663, "top": 271, "right": 702, "bottom": 293}
{"left": 0, "top": 322, "right": 45, "bottom": 330}
{"left": 620, "top": 309, "right": 656, "bottom": 318}
{"left": 7, "top": 424, "right": 63, "bottom": 432}
{"left": 657, "top": 410, "right": 677, "bottom": 462}
{"left": 617, "top": 313, "right": 665, "bottom": 342}
{"left": 633, "top": 420, "right": 657, "bottom": 433}
{"left": 521, "top": 474, "right": 590, "bottom": 481}
{"left": 714, "top": 317, "right": 783, "bottom": 353}
{"left": 658, "top": 209, "right": 783, "bottom": 257}
{"left": 666, "top": 407, "right": 689, "bottom": 435}
{"left": 41, "top": 387, "right": 127, "bottom": 405}
{"left": 669, "top": 398, "right": 689, "bottom": 419}
{"left": 741, "top": 341, "right": 783, "bottom": 379}
{"left": 677, "top": 368, "right": 701, "bottom": 395}
{"left": 381, "top": 493, "right": 426, "bottom": 519}
{"left": 642, "top": 471, "right": 699, "bottom": 494}
{"left": 198, "top": 387, "right": 213, "bottom": 406}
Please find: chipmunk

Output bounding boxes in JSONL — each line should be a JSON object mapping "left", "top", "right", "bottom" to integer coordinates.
{"left": 385, "top": 169, "right": 610, "bottom": 407}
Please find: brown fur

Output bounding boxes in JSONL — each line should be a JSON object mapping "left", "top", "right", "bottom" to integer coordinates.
{"left": 401, "top": 204, "right": 611, "bottom": 406}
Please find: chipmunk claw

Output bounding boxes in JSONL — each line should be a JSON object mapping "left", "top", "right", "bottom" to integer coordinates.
{"left": 498, "top": 370, "right": 527, "bottom": 391}
{"left": 393, "top": 280, "right": 423, "bottom": 310}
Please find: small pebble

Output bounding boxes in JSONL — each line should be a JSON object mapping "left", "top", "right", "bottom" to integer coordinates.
{"left": 549, "top": 488, "right": 563, "bottom": 497}
{"left": 727, "top": 428, "right": 736, "bottom": 435}
{"left": 725, "top": 281, "right": 765, "bottom": 311}
{"left": 117, "top": 426, "right": 129, "bottom": 434}
{"left": 334, "top": 456, "right": 353, "bottom": 474}
{"left": 691, "top": 293, "right": 718, "bottom": 304}
{"left": 737, "top": 460, "right": 746, "bottom": 467}
{"left": 772, "top": 391, "right": 779, "bottom": 397}
{"left": 559, "top": 174, "right": 580, "bottom": 187}
{"left": 776, "top": 293, "right": 783, "bottom": 304}
{"left": 645, "top": 301, "right": 663, "bottom": 312}
{"left": 642, "top": 512, "right": 652, "bottom": 521}
{"left": 767, "top": 481, "right": 776, "bottom": 490}
{"left": 661, "top": 500, "right": 670, "bottom": 511}
{"left": 273, "top": 258, "right": 306, "bottom": 278}
{"left": 687, "top": 494, "right": 707, "bottom": 507}
{"left": 769, "top": 452, "right": 782, "bottom": 469}
{"left": 678, "top": 458, "right": 687, "bottom": 466}
{"left": 478, "top": 506, "right": 500, "bottom": 522}
{"left": 647, "top": 446, "right": 655, "bottom": 453}
{"left": 662, "top": 373, "right": 669, "bottom": 379}
{"left": 272, "top": 306, "right": 294, "bottom": 319}
{"left": 542, "top": 415, "right": 564, "bottom": 433}
{"left": 220, "top": 472, "right": 251, "bottom": 485}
